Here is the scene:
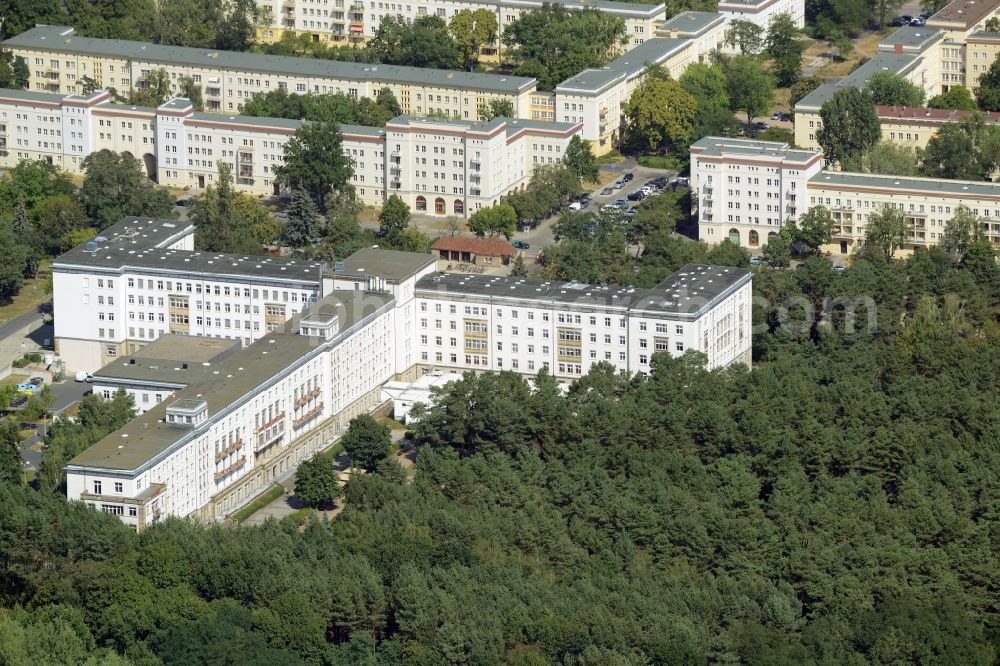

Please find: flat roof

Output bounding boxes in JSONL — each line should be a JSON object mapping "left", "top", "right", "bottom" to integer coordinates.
{"left": 415, "top": 264, "right": 750, "bottom": 316}
{"left": 809, "top": 170, "right": 1000, "bottom": 198}
{"left": 841, "top": 52, "right": 921, "bottom": 88}
{"left": 53, "top": 217, "right": 324, "bottom": 284}
{"left": 331, "top": 247, "right": 436, "bottom": 282}
{"left": 657, "top": 11, "right": 726, "bottom": 36}
{"left": 691, "top": 136, "right": 821, "bottom": 163}
{"left": 385, "top": 114, "right": 579, "bottom": 137}
{"left": 68, "top": 290, "right": 394, "bottom": 472}
{"left": 876, "top": 104, "right": 1000, "bottom": 122}
{"left": 877, "top": 25, "right": 944, "bottom": 51}
{"left": 504, "top": 0, "right": 666, "bottom": 16}
{"left": 555, "top": 37, "right": 692, "bottom": 94}
{"left": 0, "top": 88, "right": 65, "bottom": 104}
{"left": 794, "top": 81, "right": 841, "bottom": 110}
{"left": 4, "top": 25, "right": 537, "bottom": 94}
{"left": 968, "top": 29, "right": 1000, "bottom": 38}
{"left": 928, "top": 0, "right": 1000, "bottom": 28}
{"left": 92, "top": 335, "right": 243, "bottom": 387}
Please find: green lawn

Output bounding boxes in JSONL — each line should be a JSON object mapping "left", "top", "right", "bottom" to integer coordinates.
{"left": 232, "top": 484, "right": 285, "bottom": 523}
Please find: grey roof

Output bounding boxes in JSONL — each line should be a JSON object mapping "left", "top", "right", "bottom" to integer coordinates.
{"left": 691, "top": 136, "right": 820, "bottom": 163}
{"left": 969, "top": 30, "right": 1000, "bottom": 38}
{"left": 794, "top": 51, "right": 922, "bottom": 112}
{"left": 794, "top": 81, "right": 840, "bottom": 110}
{"left": 189, "top": 110, "right": 305, "bottom": 131}
{"left": 841, "top": 52, "right": 921, "bottom": 88}
{"left": 810, "top": 170, "right": 1000, "bottom": 198}
{"left": 502, "top": 0, "right": 666, "bottom": 15}
{"left": 415, "top": 264, "right": 750, "bottom": 317}
{"left": 68, "top": 290, "right": 394, "bottom": 472}
{"left": 658, "top": 11, "right": 726, "bottom": 36}
{"left": 386, "top": 114, "right": 579, "bottom": 136}
{"left": 877, "top": 25, "right": 944, "bottom": 51}
{"left": 556, "top": 37, "right": 691, "bottom": 94}
{"left": 53, "top": 217, "right": 324, "bottom": 284}
{"left": 332, "top": 247, "right": 436, "bottom": 282}
{"left": 92, "top": 335, "right": 243, "bottom": 388}
{"left": 0, "top": 88, "right": 64, "bottom": 104}
{"left": 4, "top": 25, "right": 537, "bottom": 94}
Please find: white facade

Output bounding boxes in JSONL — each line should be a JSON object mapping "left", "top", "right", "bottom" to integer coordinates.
{"left": 258, "top": 0, "right": 666, "bottom": 52}
{"left": 690, "top": 136, "right": 823, "bottom": 249}
{"left": 59, "top": 229, "right": 752, "bottom": 529}
{"left": 718, "top": 0, "right": 805, "bottom": 32}
{"left": 692, "top": 136, "right": 1000, "bottom": 255}
{"left": 0, "top": 88, "right": 581, "bottom": 215}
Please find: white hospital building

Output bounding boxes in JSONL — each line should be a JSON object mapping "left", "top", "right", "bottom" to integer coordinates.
{"left": 58, "top": 218, "right": 752, "bottom": 529}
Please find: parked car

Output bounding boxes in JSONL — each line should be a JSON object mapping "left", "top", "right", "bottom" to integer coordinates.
{"left": 749, "top": 256, "right": 764, "bottom": 266}
{"left": 74, "top": 371, "right": 94, "bottom": 383}
{"left": 627, "top": 191, "right": 645, "bottom": 202}
{"left": 623, "top": 210, "right": 638, "bottom": 220}
{"left": 753, "top": 121, "right": 770, "bottom": 131}
{"left": 612, "top": 198, "right": 628, "bottom": 208}
{"left": 512, "top": 240, "right": 530, "bottom": 249}
{"left": 600, "top": 187, "right": 614, "bottom": 195}
{"left": 833, "top": 265, "right": 847, "bottom": 273}
{"left": 579, "top": 196, "right": 591, "bottom": 208}
{"left": 612, "top": 180, "right": 625, "bottom": 189}
{"left": 779, "top": 112, "right": 793, "bottom": 122}
{"left": 771, "top": 111, "right": 783, "bottom": 120}
{"left": 890, "top": 16, "right": 907, "bottom": 26}
{"left": 10, "top": 395, "right": 27, "bottom": 408}
{"left": 900, "top": 15, "right": 913, "bottom": 23}
{"left": 622, "top": 172, "right": 634, "bottom": 182}
{"left": 910, "top": 17, "right": 925, "bottom": 26}
{"left": 28, "top": 377, "right": 43, "bottom": 386}
{"left": 273, "top": 211, "right": 288, "bottom": 219}
{"left": 567, "top": 201, "right": 583, "bottom": 211}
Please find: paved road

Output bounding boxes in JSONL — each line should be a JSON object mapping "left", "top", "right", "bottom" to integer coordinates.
{"left": 511, "top": 164, "right": 676, "bottom": 264}
{"left": 0, "top": 301, "right": 49, "bottom": 337}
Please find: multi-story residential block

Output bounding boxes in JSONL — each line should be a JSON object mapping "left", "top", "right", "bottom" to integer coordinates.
{"left": 806, "top": 171, "right": 1000, "bottom": 255}
{"left": 0, "top": 88, "right": 582, "bottom": 214}
{"left": 555, "top": 27, "right": 723, "bottom": 152}
{"left": 2, "top": 24, "right": 538, "bottom": 118}
{"left": 257, "top": 0, "right": 666, "bottom": 53}
{"left": 693, "top": 136, "right": 1000, "bottom": 255}
{"left": 875, "top": 104, "right": 1000, "bottom": 149}
{"left": 0, "top": 18, "right": 725, "bottom": 155}
{"left": 690, "top": 136, "right": 822, "bottom": 248}
{"left": 58, "top": 221, "right": 752, "bottom": 530}
{"left": 717, "top": 0, "right": 805, "bottom": 33}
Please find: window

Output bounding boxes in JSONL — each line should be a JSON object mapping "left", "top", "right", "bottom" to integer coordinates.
{"left": 93, "top": 480, "right": 102, "bottom": 494}
{"left": 114, "top": 481, "right": 123, "bottom": 493}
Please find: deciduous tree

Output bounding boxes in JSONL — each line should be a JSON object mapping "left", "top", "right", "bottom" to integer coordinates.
{"left": 564, "top": 135, "right": 599, "bottom": 182}
{"left": 295, "top": 451, "right": 341, "bottom": 509}
{"left": 340, "top": 414, "right": 391, "bottom": 472}
{"left": 920, "top": 113, "right": 1000, "bottom": 180}
{"left": 275, "top": 121, "right": 354, "bottom": 211}
{"left": 79, "top": 151, "right": 174, "bottom": 228}
{"left": 476, "top": 98, "right": 515, "bottom": 121}
{"left": 467, "top": 204, "right": 517, "bottom": 239}
{"left": 178, "top": 76, "right": 204, "bottom": 111}
{"left": 725, "top": 20, "right": 764, "bottom": 56}
{"left": 817, "top": 88, "right": 880, "bottom": 165}
{"left": 724, "top": 55, "right": 775, "bottom": 125}
{"left": 679, "top": 62, "right": 737, "bottom": 139}
{"left": 377, "top": 194, "right": 411, "bottom": 248}
{"left": 792, "top": 205, "right": 835, "bottom": 254}
{"left": 864, "top": 71, "right": 925, "bottom": 107}
{"left": 624, "top": 67, "right": 696, "bottom": 153}
{"left": 927, "top": 85, "right": 977, "bottom": 110}
{"left": 449, "top": 9, "right": 497, "bottom": 71}
{"left": 941, "top": 205, "right": 984, "bottom": 258}
{"left": 865, "top": 204, "right": 908, "bottom": 259}
{"left": 766, "top": 13, "right": 805, "bottom": 86}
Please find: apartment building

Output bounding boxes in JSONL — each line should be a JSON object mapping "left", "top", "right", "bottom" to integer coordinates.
{"left": 807, "top": 171, "right": 1000, "bottom": 255}
{"left": 876, "top": 104, "right": 1000, "bottom": 149}
{"left": 690, "top": 136, "right": 822, "bottom": 248}
{"left": 258, "top": 0, "right": 666, "bottom": 53}
{"left": 59, "top": 226, "right": 751, "bottom": 530}
{"left": 717, "top": 0, "right": 805, "bottom": 31}
{"left": 2, "top": 25, "right": 537, "bottom": 118}
{"left": 693, "top": 136, "right": 1000, "bottom": 255}
{"left": 0, "top": 87, "right": 581, "bottom": 214}
{"left": 554, "top": 28, "right": 723, "bottom": 152}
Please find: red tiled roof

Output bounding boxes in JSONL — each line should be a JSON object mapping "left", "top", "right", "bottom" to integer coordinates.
{"left": 875, "top": 105, "right": 1000, "bottom": 122}
{"left": 432, "top": 236, "right": 516, "bottom": 256}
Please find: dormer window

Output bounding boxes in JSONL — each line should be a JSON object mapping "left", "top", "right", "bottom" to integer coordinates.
{"left": 165, "top": 398, "right": 208, "bottom": 429}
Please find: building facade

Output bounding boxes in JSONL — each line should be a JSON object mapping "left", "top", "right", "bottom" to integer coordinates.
{"left": 0, "top": 88, "right": 581, "bottom": 215}
{"left": 690, "top": 136, "right": 822, "bottom": 248}
{"left": 717, "top": 0, "right": 805, "bottom": 32}
{"left": 2, "top": 25, "right": 537, "bottom": 118}
{"left": 693, "top": 136, "right": 1000, "bottom": 255}
{"left": 257, "top": 0, "right": 666, "bottom": 53}
{"left": 58, "top": 227, "right": 752, "bottom": 530}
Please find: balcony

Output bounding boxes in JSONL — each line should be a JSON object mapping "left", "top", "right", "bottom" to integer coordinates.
{"left": 215, "top": 438, "right": 244, "bottom": 463}
{"left": 214, "top": 456, "right": 246, "bottom": 482}
{"left": 389, "top": 165, "right": 401, "bottom": 175}
{"left": 832, "top": 226, "right": 854, "bottom": 238}
{"left": 255, "top": 412, "right": 286, "bottom": 434}
{"left": 205, "top": 87, "right": 221, "bottom": 97}
{"left": 293, "top": 387, "right": 321, "bottom": 410}
{"left": 239, "top": 152, "right": 253, "bottom": 164}
{"left": 600, "top": 106, "right": 608, "bottom": 118}
{"left": 283, "top": 0, "right": 295, "bottom": 6}
{"left": 469, "top": 174, "right": 480, "bottom": 183}
{"left": 293, "top": 402, "right": 324, "bottom": 428}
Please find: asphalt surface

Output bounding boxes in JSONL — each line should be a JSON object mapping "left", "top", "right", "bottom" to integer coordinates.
{"left": 0, "top": 301, "right": 49, "bottom": 338}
